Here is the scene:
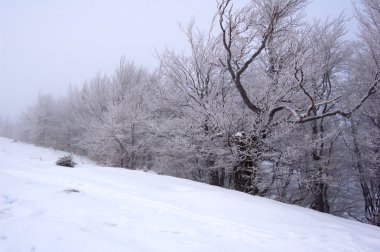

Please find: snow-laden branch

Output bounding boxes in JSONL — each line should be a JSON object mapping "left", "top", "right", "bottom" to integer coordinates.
{"left": 268, "top": 70, "right": 379, "bottom": 123}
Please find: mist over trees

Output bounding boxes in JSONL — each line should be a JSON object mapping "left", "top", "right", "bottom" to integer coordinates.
{"left": 1, "top": 0, "right": 379, "bottom": 226}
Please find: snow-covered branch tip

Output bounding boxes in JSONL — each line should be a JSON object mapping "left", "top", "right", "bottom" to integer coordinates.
{"left": 298, "top": 71, "right": 379, "bottom": 123}
{"left": 267, "top": 71, "right": 379, "bottom": 124}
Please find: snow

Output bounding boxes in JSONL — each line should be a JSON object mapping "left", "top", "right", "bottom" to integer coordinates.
{"left": 235, "top": 131, "right": 244, "bottom": 138}
{"left": 1, "top": 137, "right": 379, "bottom": 252}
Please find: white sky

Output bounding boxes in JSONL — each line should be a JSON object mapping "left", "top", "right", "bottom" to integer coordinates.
{"left": 0, "top": 0, "right": 355, "bottom": 119}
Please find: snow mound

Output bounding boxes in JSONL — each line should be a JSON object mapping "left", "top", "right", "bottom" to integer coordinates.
{"left": 0, "top": 137, "right": 379, "bottom": 252}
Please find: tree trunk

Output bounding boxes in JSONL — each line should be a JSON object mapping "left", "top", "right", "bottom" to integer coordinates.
{"left": 351, "top": 118, "right": 380, "bottom": 226}
{"left": 209, "top": 168, "right": 225, "bottom": 187}
{"left": 310, "top": 181, "right": 330, "bottom": 213}
{"left": 233, "top": 133, "right": 259, "bottom": 195}
{"left": 309, "top": 119, "right": 330, "bottom": 213}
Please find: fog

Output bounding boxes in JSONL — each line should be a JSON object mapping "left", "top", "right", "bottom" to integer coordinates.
{"left": 0, "top": 0, "right": 354, "bottom": 119}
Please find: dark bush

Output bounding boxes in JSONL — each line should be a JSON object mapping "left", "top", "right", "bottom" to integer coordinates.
{"left": 56, "top": 155, "right": 76, "bottom": 167}
{"left": 64, "top": 188, "right": 80, "bottom": 193}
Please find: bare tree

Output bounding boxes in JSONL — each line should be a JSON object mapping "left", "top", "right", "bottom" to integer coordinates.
{"left": 20, "top": 94, "right": 60, "bottom": 147}
{"left": 216, "top": 0, "right": 309, "bottom": 196}
{"left": 347, "top": 0, "right": 380, "bottom": 226}
{"left": 156, "top": 22, "right": 240, "bottom": 185}
{"left": 216, "top": 0, "right": 379, "bottom": 212}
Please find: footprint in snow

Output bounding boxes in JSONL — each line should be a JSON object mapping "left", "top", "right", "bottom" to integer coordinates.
{"left": 1, "top": 194, "right": 18, "bottom": 204}
{"left": 0, "top": 207, "right": 13, "bottom": 218}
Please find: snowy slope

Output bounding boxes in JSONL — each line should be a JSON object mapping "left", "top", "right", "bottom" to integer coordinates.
{"left": 1, "top": 137, "right": 379, "bottom": 252}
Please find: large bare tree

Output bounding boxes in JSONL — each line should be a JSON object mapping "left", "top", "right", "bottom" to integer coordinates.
{"left": 216, "top": 0, "right": 379, "bottom": 212}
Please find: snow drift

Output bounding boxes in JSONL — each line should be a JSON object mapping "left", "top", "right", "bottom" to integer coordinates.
{"left": 0, "top": 137, "right": 379, "bottom": 252}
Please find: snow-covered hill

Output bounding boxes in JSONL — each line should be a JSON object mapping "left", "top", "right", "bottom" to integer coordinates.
{"left": 1, "top": 137, "right": 379, "bottom": 252}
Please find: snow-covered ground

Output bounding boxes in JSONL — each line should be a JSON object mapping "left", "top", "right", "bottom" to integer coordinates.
{"left": 1, "top": 137, "right": 379, "bottom": 252}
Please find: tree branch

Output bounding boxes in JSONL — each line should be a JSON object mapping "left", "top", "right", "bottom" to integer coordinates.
{"left": 268, "top": 70, "right": 379, "bottom": 124}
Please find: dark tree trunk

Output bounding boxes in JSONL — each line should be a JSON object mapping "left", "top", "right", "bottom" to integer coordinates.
{"left": 233, "top": 133, "right": 259, "bottom": 195}
{"left": 209, "top": 168, "right": 226, "bottom": 187}
{"left": 309, "top": 118, "right": 330, "bottom": 213}
{"left": 310, "top": 181, "right": 330, "bottom": 213}
{"left": 351, "top": 119, "right": 380, "bottom": 226}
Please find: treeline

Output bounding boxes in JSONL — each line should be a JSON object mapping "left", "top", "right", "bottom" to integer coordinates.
{"left": 1, "top": 0, "right": 379, "bottom": 225}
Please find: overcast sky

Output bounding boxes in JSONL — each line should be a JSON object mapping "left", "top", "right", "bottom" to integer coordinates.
{"left": 0, "top": 0, "right": 355, "bottom": 119}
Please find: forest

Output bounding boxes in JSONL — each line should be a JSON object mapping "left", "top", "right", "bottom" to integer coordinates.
{"left": 1, "top": 0, "right": 379, "bottom": 226}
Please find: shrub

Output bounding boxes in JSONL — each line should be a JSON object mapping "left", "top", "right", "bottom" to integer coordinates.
{"left": 64, "top": 188, "right": 80, "bottom": 193}
{"left": 56, "top": 155, "right": 76, "bottom": 167}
